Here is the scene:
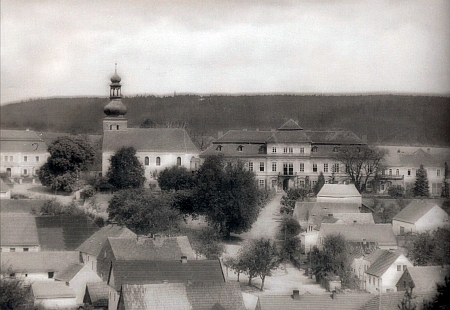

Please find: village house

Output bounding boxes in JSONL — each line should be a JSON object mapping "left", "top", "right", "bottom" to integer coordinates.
{"left": 201, "top": 119, "right": 366, "bottom": 191}
{"left": 83, "top": 281, "right": 110, "bottom": 309}
{"left": 106, "top": 258, "right": 226, "bottom": 310}
{"left": 392, "top": 201, "right": 449, "bottom": 235}
{"left": 256, "top": 290, "right": 373, "bottom": 310}
{"left": 117, "top": 282, "right": 246, "bottom": 310}
{"left": 1, "top": 251, "right": 80, "bottom": 285}
{"left": 377, "top": 146, "right": 450, "bottom": 196}
{"left": 318, "top": 223, "right": 398, "bottom": 251}
{"left": 316, "top": 184, "right": 362, "bottom": 204}
{"left": 32, "top": 281, "right": 77, "bottom": 309}
{"left": 0, "top": 129, "right": 49, "bottom": 180}
{"left": 396, "top": 265, "right": 450, "bottom": 292}
{"left": 0, "top": 214, "right": 40, "bottom": 252}
{"left": 351, "top": 249, "right": 386, "bottom": 286}
{"left": 76, "top": 224, "right": 136, "bottom": 274}
{"left": 96, "top": 235, "right": 196, "bottom": 281}
{"left": 101, "top": 68, "right": 201, "bottom": 180}
{"left": 55, "top": 264, "right": 103, "bottom": 305}
{"left": 364, "top": 251, "right": 413, "bottom": 294}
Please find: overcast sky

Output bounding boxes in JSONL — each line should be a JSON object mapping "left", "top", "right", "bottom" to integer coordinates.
{"left": 1, "top": 0, "right": 449, "bottom": 104}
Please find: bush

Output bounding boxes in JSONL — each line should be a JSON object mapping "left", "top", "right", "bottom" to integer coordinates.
{"left": 82, "top": 185, "right": 96, "bottom": 199}
{"left": 40, "top": 200, "right": 63, "bottom": 215}
{"left": 94, "top": 216, "right": 105, "bottom": 227}
{"left": 388, "top": 185, "right": 404, "bottom": 198}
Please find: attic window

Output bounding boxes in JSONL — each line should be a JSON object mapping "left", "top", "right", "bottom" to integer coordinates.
{"left": 311, "top": 146, "right": 318, "bottom": 153}
{"left": 48, "top": 272, "right": 54, "bottom": 279}
{"left": 237, "top": 145, "right": 243, "bottom": 152}
{"left": 258, "top": 146, "right": 267, "bottom": 154}
{"left": 216, "top": 145, "right": 223, "bottom": 152}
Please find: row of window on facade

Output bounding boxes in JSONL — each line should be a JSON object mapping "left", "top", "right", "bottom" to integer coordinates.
{"left": 3, "top": 155, "right": 40, "bottom": 163}
{"left": 248, "top": 162, "right": 341, "bottom": 174}
{"left": 215, "top": 145, "right": 340, "bottom": 154}
{"left": 141, "top": 156, "right": 182, "bottom": 166}
{"left": 381, "top": 168, "right": 441, "bottom": 177}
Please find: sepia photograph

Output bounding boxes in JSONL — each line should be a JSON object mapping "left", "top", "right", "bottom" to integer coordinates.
{"left": 1, "top": 1, "right": 449, "bottom": 309}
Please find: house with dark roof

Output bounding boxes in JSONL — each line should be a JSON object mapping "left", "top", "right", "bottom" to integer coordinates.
{"left": 107, "top": 259, "right": 226, "bottom": 310}
{"left": 377, "top": 146, "right": 450, "bottom": 196}
{"left": 256, "top": 290, "right": 373, "bottom": 310}
{"left": 317, "top": 184, "right": 362, "bottom": 204}
{"left": 1, "top": 251, "right": 80, "bottom": 285}
{"left": 351, "top": 249, "right": 386, "bottom": 285}
{"left": 55, "top": 264, "right": 103, "bottom": 305}
{"left": 0, "top": 129, "right": 49, "bottom": 179}
{"left": 117, "top": 282, "right": 245, "bottom": 310}
{"left": 97, "top": 235, "right": 196, "bottom": 281}
{"left": 0, "top": 214, "right": 40, "bottom": 252}
{"left": 100, "top": 69, "right": 200, "bottom": 181}
{"left": 76, "top": 224, "right": 136, "bottom": 274}
{"left": 201, "top": 119, "right": 365, "bottom": 191}
{"left": 392, "top": 201, "right": 449, "bottom": 235}
{"left": 364, "top": 251, "right": 413, "bottom": 294}
{"left": 358, "top": 290, "right": 436, "bottom": 310}
{"left": 396, "top": 265, "right": 450, "bottom": 292}
{"left": 318, "top": 223, "right": 398, "bottom": 251}
{"left": 32, "top": 281, "right": 77, "bottom": 309}
{"left": 83, "top": 281, "right": 110, "bottom": 309}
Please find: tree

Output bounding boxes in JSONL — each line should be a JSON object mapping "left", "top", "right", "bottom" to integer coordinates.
{"left": 158, "top": 166, "right": 196, "bottom": 191}
{"left": 406, "top": 227, "right": 450, "bottom": 266}
{"left": 0, "top": 278, "right": 33, "bottom": 310}
{"left": 38, "top": 136, "right": 95, "bottom": 192}
{"left": 235, "top": 238, "right": 280, "bottom": 291}
{"left": 280, "top": 188, "right": 309, "bottom": 214}
{"left": 413, "top": 164, "right": 430, "bottom": 197}
{"left": 442, "top": 162, "right": 449, "bottom": 198}
{"left": 280, "top": 236, "right": 302, "bottom": 261}
{"left": 107, "top": 189, "right": 181, "bottom": 235}
{"left": 398, "top": 287, "right": 418, "bottom": 310}
{"left": 313, "top": 172, "right": 326, "bottom": 195}
{"left": 140, "top": 118, "right": 157, "bottom": 128}
{"left": 195, "top": 156, "right": 260, "bottom": 237}
{"left": 190, "top": 227, "right": 225, "bottom": 259}
{"left": 107, "top": 147, "right": 145, "bottom": 190}
{"left": 333, "top": 146, "right": 387, "bottom": 193}
{"left": 422, "top": 276, "right": 450, "bottom": 310}
{"left": 278, "top": 216, "right": 302, "bottom": 240}
{"left": 388, "top": 185, "right": 405, "bottom": 198}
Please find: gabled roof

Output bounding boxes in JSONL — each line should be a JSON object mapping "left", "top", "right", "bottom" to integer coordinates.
{"left": 102, "top": 128, "right": 199, "bottom": 153}
{"left": 1, "top": 251, "right": 80, "bottom": 274}
{"left": 278, "top": 119, "right": 303, "bottom": 131}
{"left": 257, "top": 292, "right": 373, "bottom": 310}
{"left": 35, "top": 215, "right": 100, "bottom": 251}
{"left": 317, "top": 184, "right": 361, "bottom": 198}
{"left": 320, "top": 224, "right": 397, "bottom": 246}
{"left": 0, "top": 130, "right": 48, "bottom": 153}
{"left": 400, "top": 266, "right": 450, "bottom": 292}
{"left": 294, "top": 202, "right": 361, "bottom": 222}
{"left": 365, "top": 251, "right": 402, "bottom": 277}
{"left": 392, "top": 201, "right": 444, "bottom": 224}
{"left": 120, "top": 282, "right": 245, "bottom": 310}
{"left": 32, "top": 281, "right": 76, "bottom": 299}
{"left": 363, "top": 249, "right": 387, "bottom": 264}
{"left": 380, "top": 146, "right": 450, "bottom": 168}
{"left": 109, "top": 259, "right": 225, "bottom": 291}
{"left": 0, "top": 214, "right": 39, "bottom": 246}
{"left": 107, "top": 236, "right": 195, "bottom": 261}
{"left": 359, "top": 290, "right": 436, "bottom": 310}
{"left": 85, "top": 281, "right": 109, "bottom": 308}
{"left": 54, "top": 264, "right": 84, "bottom": 282}
{"left": 304, "top": 130, "right": 365, "bottom": 145}
{"left": 76, "top": 224, "right": 136, "bottom": 257}
{"left": 266, "top": 130, "right": 310, "bottom": 143}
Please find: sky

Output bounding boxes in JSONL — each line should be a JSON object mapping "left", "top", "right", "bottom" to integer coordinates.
{"left": 1, "top": 0, "right": 450, "bottom": 104}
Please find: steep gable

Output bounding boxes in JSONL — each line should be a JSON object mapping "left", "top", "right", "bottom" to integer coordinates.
{"left": 392, "top": 201, "right": 441, "bottom": 224}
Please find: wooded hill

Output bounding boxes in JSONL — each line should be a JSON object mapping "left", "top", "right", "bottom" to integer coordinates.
{"left": 2, "top": 94, "right": 449, "bottom": 146}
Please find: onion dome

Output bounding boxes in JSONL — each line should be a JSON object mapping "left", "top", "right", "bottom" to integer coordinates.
{"left": 110, "top": 71, "right": 121, "bottom": 83}
{"left": 104, "top": 99, "right": 127, "bottom": 116}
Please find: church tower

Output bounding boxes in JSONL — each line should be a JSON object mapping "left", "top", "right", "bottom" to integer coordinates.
{"left": 103, "top": 64, "right": 127, "bottom": 131}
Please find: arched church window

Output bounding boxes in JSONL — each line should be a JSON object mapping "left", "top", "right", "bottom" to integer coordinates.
{"left": 145, "top": 157, "right": 149, "bottom": 166}
{"left": 156, "top": 157, "right": 161, "bottom": 166}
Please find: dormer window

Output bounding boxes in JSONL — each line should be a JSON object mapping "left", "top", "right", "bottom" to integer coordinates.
{"left": 258, "top": 146, "right": 266, "bottom": 154}
{"left": 216, "top": 145, "right": 223, "bottom": 152}
{"left": 311, "top": 146, "right": 318, "bottom": 153}
{"left": 237, "top": 145, "right": 243, "bottom": 152}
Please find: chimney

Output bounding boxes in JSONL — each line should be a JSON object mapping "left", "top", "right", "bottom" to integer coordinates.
{"left": 218, "top": 131, "right": 223, "bottom": 139}
{"left": 181, "top": 256, "right": 188, "bottom": 263}
{"left": 292, "top": 290, "right": 300, "bottom": 300}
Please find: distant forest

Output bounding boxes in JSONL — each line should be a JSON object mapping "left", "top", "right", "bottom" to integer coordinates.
{"left": 2, "top": 94, "right": 449, "bottom": 146}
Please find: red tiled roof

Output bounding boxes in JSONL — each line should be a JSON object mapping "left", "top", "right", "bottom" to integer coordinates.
{"left": 258, "top": 292, "right": 373, "bottom": 310}
{"left": 76, "top": 224, "right": 136, "bottom": 257}
{"left": 108, "top": 236, "right": 195, "bottom": 261}
{"left": 102, "top": 128, "right": 199, "bottom": 153}
{"left": 0, "top": 130, "right": 48, "bottom": 153}
{"left": 0, "top": 214, "right": 39, "bottom": 246}
{"left": 109, "top": 259, "right": 225, "bottom": 291}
